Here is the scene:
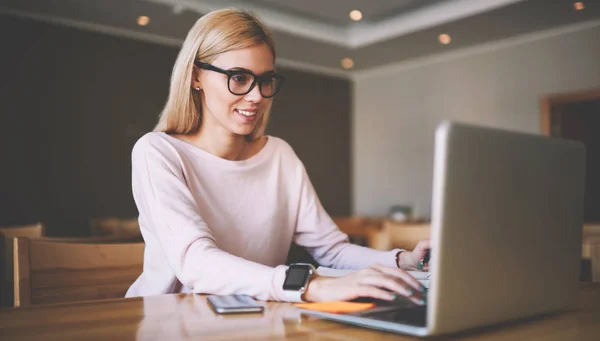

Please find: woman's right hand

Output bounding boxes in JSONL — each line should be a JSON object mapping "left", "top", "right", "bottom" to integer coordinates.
{"left": 302, "top": 265, "right": 426, "bottom": 305}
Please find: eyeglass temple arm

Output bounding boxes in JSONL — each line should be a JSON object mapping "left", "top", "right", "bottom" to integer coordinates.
{"left": 194, "top": 61, "right": 227, "bottom": 73}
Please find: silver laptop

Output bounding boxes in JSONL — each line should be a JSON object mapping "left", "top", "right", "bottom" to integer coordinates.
{"left": 299, "top": 121, "right": 586, "bottom": 336}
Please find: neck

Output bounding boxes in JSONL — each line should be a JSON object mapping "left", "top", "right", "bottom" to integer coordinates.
{"left": 191, "top": 124, "right": 251, "bottom": 161}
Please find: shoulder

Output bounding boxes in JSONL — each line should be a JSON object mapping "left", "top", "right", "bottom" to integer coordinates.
{"left": 133, "top": 132, "right": 171, "bottom": 151}
{"left": 133, "top": 131, "right": 173, "bottom": 153}
{"left": 267, "top": 136, "right": 299, "bottom": 160}
{"left": 132, "top": 132, "right": 181, "bottom": 165}
{"left": 266, "top": 136, "right": 307, "bottom": 176}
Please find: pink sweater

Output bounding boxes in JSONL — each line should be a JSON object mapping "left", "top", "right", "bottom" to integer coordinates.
{"left": 125, "top": 133, "right": 402, "bottom": 301}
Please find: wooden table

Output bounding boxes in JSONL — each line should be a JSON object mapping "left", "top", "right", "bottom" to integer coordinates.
{"left": 1, "top": 283, "right": 599, "bottom": 341}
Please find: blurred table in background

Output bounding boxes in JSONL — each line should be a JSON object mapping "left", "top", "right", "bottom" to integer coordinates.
{"left": 335, "top": 217, "right": 600, "bottom": 283}
{"left": 333, "top": 216, "right": 430, "bottom": 250}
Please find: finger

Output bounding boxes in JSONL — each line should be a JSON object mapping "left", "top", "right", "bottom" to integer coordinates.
{"left": 359, "top": 277, "right": 425, "bottom": 306}
{"left": 359, "top": 273, "right": 417, "bottom": 299}
{"left": 372, "top": 265, "right": 425, "bottom": 293}
{"left": 361, "top": 267, "right": 383, "bottom": 277}
{"left": 418, "top": 239, "right": 431, "bottom": 249}
{"left": 373, "top": 264, "right": 423, "bottom": 291}
{"left": 396, "top": 293, "right": 427, "bottom": 306}
{"left": 414, "top": 240, "right": 431, "bottom": 254}
{"left": 356, "top": 286, "right": 396, "bottom": 301}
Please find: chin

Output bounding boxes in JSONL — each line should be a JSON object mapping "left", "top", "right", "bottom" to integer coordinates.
{"left": 232, "top": 127, "right": 256, "bottom": 137}
{"left": 229, "top": 114, "right": 262, "bottom": 137}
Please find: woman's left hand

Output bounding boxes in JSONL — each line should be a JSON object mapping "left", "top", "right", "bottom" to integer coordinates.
{"left": 397, "top": 239, "right": 430, "bottom": 271}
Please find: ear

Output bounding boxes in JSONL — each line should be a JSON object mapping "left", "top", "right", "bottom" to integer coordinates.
{"left": 191, "top": 65, "right": 202, "bottom": 90}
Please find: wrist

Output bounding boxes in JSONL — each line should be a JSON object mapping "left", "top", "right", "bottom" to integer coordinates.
{"left": 302, "top": 275, "right": 326, "bottom": 302}
{"left": 283, "top": 263, "right": 317, "bottom": 302}
{"left": 397, "top": 251, "right": 415, "bottom": 270}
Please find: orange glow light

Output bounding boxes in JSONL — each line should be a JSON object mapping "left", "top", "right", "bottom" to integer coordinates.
{"left": 341, "top": 58, "right": 354, "bottom": 69}
{"left": 438, "top": 34, "right": 451, "bottom": 45}
{"left": 137, "top": 16, "right": 150, "bottom": 26}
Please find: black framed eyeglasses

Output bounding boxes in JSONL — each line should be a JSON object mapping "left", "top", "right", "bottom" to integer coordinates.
{"left": 194, "top": 61, "right": 285, "bottom": 98}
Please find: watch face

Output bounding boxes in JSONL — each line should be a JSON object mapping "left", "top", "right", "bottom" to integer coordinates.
{"left": 283, "top": 266, "right": 311, "bottom": 291}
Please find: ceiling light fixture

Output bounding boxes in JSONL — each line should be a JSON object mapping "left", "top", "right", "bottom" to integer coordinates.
{"left": 574, "top": 2, "right": 585, "bottom": 10}
{"left": 172, "top": 5, "right": 185, "bottom": 15}
{"left": 137, "top": 16, "right": 150, "bottom": 26}
{"left": 438, "top": 33, "right": 451, "bottom": 45}
{"left": 341, "top": 58, "right": 354, "bottom": 69}
{"left": 349, "top": 10, "right": 363, "bottom": 21}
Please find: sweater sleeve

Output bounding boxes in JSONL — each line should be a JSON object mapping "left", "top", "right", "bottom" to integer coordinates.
{"left": 132, "top": 136, "right": 292, "bottom": 301}
{"left": 293, "top": 163, "right": 403, "bottom": 270}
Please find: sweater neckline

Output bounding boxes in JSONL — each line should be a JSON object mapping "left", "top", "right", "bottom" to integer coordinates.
{"left": 159, "top": 132, "right": 274, "bottom": 169}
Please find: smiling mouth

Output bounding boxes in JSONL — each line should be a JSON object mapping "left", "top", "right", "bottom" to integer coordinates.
{"left": 235, "top": 109, "right": 257, "bottom": 117}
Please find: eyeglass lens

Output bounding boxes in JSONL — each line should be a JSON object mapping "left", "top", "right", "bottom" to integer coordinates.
{"left": 229, "top": 72, "right": 281, "bottom": 97}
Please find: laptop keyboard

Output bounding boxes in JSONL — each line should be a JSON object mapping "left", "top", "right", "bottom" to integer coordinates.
{"left": 348, "top": 293, "right": 428, "bottom": 327}
{"left": 356, "top": 305, "right": 427, "bottom": 327}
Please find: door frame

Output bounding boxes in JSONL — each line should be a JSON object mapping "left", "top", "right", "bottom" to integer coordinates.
{"left": 540, "top": 88, "right": 600, "bottom": 135}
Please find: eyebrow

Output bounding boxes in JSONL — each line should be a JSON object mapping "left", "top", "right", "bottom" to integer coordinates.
{"left": 229, "top": 67, "right": 276, "bottom": 75}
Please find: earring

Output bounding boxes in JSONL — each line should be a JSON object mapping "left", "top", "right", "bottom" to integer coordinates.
{"left": 195, "top": 87, "right": 200, "bottom": 91}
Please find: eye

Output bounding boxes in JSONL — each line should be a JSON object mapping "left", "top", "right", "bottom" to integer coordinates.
{"left": 260, "top": 77, "right": 274, "bottom": 87}
{"left": 231, "top": 73, "right": 251, "bottom": 84}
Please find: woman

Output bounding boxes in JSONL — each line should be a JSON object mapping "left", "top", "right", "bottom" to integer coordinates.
{"left": 126, "top": 8, "right": 430, "bottom": 304}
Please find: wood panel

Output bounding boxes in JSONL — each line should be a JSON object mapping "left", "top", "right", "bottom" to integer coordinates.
{"left": 13, "top": 238, "right": 144, "bottom": 306}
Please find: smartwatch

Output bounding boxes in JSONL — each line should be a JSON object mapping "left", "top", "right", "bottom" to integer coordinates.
{"left": 282, "top": 263, "right": 316, "bottom": 302}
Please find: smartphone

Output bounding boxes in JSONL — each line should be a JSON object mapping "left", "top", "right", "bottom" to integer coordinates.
{"left": 207, "top": 294, "right": 264, "bottom": 314}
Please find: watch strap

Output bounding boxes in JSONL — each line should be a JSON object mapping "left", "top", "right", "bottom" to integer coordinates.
{"left": 281, "top": 290, "right": 304, "bottom": 303}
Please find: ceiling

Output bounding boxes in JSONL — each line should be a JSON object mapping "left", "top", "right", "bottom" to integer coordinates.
{"left": 1, "top": 0, "right": 599, "bottom": 78}
{"left": 242, "top": 0, "right": 451, "bottom": 25}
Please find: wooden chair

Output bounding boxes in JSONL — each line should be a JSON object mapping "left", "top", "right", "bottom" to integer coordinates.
{"left": 590, "top": 243, "right": 600, "bottom": 283}
{"left": 0, "top": 223, "right": 44, "bottom": 307}
{"left": 0, "top": 223, "right": 44, "bottom": 238}
{"left": 90, "top": 217, "right": 141, "bottom": 239}
{"left": 37, "top": 234, "right": 143, "bottom": 244}
{"left": 12, "top": 237, "right": 144, "bottom": 307}
{"left": 582, "top": 224, "right": 600, "bottom": 283}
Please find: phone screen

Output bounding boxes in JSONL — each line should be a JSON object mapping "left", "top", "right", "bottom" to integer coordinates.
{"left": 207, "top": 294, "right": 264, "bottom": 314}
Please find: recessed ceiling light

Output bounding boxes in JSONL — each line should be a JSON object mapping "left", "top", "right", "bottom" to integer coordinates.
{"left": 438, "top": 33, "right": 451, "bottom": 45}
{"left": 341, "top": 58, "right": 354, "bottom": 69}
{"left": 349, "top": 10, "right": 363, "bottom": 21}
{"left": 172, "top": 5, "right": 185, "bottom": 15}
{"left": 137, "top": 16, "right": 150, "bottom": 26}
{"left": 574, "top": 2, "right": 585, "bottom": 10}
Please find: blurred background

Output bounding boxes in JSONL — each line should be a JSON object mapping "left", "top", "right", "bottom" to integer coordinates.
{"left": 0, "top": 0, "right": 598, "bottom": 237}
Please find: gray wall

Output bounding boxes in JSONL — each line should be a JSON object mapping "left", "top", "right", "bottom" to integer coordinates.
{"left": 0, "top": 14, "right": 352, "bottom": 236}
{"left": 353, "top": 23, "right": 600, "bottom": 218}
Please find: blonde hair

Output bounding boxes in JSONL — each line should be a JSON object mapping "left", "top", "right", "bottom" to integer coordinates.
{"left": 153, "top": 8, "right": 276, "bottom": 140}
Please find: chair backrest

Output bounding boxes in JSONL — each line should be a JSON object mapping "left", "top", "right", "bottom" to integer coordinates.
{"left": 0, "top": 223, "right": 44, "bottom": 238}
{"left": 582, "top": 224, "right": 600, "bottom": 283}
{"left": 13, "top": 237, "right": 144, "bottom": 306}
{"left": 90, "top": 217, "right": 141, "bottom": 238}
{"left": 35, "top": 234, "right": 143, "bottom": 244}
{"left": 582, "top": 224, "right": 600, "bottom": 258}
{"left": 0, "top": 223, "right": 44, "bottom": 307}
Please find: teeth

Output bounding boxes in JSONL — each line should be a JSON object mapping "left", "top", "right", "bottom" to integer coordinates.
{"left": 237, "top": 109, "right": 257, "bottom": 117}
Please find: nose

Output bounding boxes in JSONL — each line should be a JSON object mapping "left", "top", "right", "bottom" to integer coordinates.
{"left": 244, "top": 83, "right": 262, "bottom": 103}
